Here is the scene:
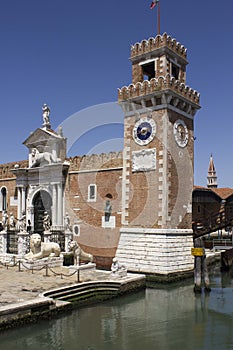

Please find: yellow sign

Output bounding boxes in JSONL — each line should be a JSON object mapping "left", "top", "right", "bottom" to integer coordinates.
{"left": 191, "top": 248, "right": 205, "bottom": 257}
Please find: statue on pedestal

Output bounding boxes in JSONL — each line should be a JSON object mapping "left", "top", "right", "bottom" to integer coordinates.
{"left": 69, "top": 240, "right": 93, "bottom": 265}
{"left": 104, "top": 199, "right": 112, "bottom": 222}
{"left": 64, "top": 212, "right": 72, "bottom": 232}
{"left": 9, "top": 212, "right": 15, "bottom": 230}
{"left": 18, "top": 212, "right": 27, "bottom": 232}
{"left": 24, "top": 233, "right": 60, "bottom": 260}
{"left": 111, "top": 257, "right": 127, "bottom": 277}
{"left": 2, "top": 211, "right": 8, "bottom": 231}
{"left": 42, "top": 103, "right": 51, "bottom": 127}
{"left": 43, "top": 211, "right": 51, "bottom": 232}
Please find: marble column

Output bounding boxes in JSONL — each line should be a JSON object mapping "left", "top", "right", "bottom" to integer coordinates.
{"left": 52, "top": 183, "right": 57, "bottom": 227}
{"left": 21, "top": 186, "right": 26, "bottom": 214}
{"left": 57, "top": 183, "right": 63, "bottom": 226}
{"left": 17, "top": 187, "right": 22, "bottom": 220}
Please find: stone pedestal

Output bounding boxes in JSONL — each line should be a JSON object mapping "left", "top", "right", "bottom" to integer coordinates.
{"left": 0, "top": 230, "right": 7, "bottom": 255}
{"left": 115, "top": 228, "right": 194, "bottom": 277}
{"left": 17, "top": 231, "right": 29, "bottom": 257}
{"left": 21, "top": 256, "right": 64, "bottom": 270}
{"left": 43, "top": 230, "right": 52, "bottom": 243}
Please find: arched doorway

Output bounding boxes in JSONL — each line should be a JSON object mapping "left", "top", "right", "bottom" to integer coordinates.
{"left": 33, "top": 190, "right": 52, "bottom": 233}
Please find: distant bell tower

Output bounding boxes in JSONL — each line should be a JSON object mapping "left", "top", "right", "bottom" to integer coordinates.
{"left": 207, "top": 154, "right": 218, "bottom": 188}
{"left": 116, "top": 33, "right": 201, "bottom": 279}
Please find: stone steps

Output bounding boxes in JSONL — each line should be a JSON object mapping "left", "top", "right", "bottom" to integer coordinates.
{"left": 41, "top": 281, "right": 121, "bottom": 302}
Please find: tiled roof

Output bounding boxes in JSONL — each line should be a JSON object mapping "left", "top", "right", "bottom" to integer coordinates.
{"left": 211, "top": 188, "right": 233, "bottom": 199}
{"left": 193, "top": 186, "right": 233, "bottom": 200}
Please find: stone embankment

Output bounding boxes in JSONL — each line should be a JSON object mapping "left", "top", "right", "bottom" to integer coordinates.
{"left": 0, "top": 249, "right": 224, "bottom": 331}
{"left": 0, "top": 263, "right": 145, "bottom": 330}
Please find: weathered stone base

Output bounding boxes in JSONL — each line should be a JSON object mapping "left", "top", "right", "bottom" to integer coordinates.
{"left": 0, "top": 298, "right": 56, "bottom": 330}
{"left": 69, "top": 262, "right": 96, "bottom": 272}
{"left": 21, "top": 256, "right": 64, "bottom": 270}
{"left": 0, "top": 254, "right": 19, "bottom": 264}
{"left": 115, "top": 228, "right": 194, "bottom": 277}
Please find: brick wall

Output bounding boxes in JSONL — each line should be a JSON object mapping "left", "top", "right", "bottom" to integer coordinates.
{"left": 65, "top": 152, "right": 123, "bottom": 267}
{"left": 0, "top": 160, "right": 28, "bottom": 218}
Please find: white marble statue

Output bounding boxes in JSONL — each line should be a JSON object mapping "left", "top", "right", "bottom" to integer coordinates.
{"left": 42, "top": 103, "right": 50, "bottom": 126}
{"left": 111, "top": 257, "right": 127, "bottom": 277}
{"left": 69, "top": 240, "right": 93, "bottom": 265}
{"left": 18, "top": 212, "right": 27, "bottom": 232}
{"left": 9, "top": 212, "right": 15, "bottom": 230}
{"left": 64, "top": 213, "right": 72, "bottom": 231}
{"left": 2, "top": 210, "right": 8, "bottom": 231}
{"left": 24, "top": 233, "right": 60, "bottom": 260}
{"left": 30, "top": 148, "right": 57, "bottom": 168}
{"left": 43, "top": 211, "right": 51, "bottom": 232}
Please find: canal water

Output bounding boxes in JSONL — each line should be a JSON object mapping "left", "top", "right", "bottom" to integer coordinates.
{"left": 1, "top": 265, "right": 233, "bottom": 350}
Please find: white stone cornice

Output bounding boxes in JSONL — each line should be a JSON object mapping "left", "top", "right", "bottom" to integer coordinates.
{"left": 120, "top": 227, "right": 193, "bottom": 235}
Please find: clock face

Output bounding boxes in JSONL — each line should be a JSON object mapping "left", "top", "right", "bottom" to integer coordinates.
{"left": 173, "top": 119, "right": 189, "bottom": 148}
{"left": 133, "top": 118, "right": 156, "bottom": 146}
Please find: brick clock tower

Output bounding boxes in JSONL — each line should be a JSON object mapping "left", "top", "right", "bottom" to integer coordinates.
{"left": 116, "top": 33, "right": 200, "bottom": 279}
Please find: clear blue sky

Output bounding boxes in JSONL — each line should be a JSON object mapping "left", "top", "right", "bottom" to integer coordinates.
{"left": 0, "top": 0, "right": 233, "bottom": 188}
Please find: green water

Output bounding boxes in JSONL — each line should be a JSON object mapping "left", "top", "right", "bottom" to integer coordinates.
{"left": 1, "top": 266, "right": 233, "bottom": 350}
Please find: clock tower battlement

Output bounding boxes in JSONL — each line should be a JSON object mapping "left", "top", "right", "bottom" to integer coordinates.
{"left": 118, "top": 33, "right": 200, "bottom": 118}
{"left": 130, "top": 33, "right": 188, "bottom": 84}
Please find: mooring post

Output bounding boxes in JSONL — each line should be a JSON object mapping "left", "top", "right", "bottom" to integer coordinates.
{"left": 18, "top": 260, "right": 21, "bottom": 272}
{"left": 77, "top": 269, "right": 80, "bottom": 283}
{"left": 45, "top": 264, "right": 49, "bottom": 277}
{"left": 193, "top": 238, "right": 211, "bottom": 293}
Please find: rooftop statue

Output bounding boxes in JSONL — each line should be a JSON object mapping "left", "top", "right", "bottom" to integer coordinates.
{"left": 42, "top": 103, "right": 51, "bottom": 127}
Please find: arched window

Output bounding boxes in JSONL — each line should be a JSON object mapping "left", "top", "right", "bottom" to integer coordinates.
{"left": 88, "top": 184, "right": 97, "bottom": 202}
{"left": 0, "top": 187, "right": 7, "bottom": 211}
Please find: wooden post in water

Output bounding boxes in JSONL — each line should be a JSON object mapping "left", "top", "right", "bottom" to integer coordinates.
{"left": 192, "top": 238, "right": 211, "bottom": 293}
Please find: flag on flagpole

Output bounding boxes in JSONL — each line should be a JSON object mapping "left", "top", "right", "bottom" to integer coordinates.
{"left": 150, "top": 0, "right": 159, "bottom": 9}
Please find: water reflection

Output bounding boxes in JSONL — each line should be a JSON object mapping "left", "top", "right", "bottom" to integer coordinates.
{"left": 1, "top": 267, "right": 233, "bottom": 350}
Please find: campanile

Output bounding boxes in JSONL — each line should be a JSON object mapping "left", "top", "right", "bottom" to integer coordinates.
{"left": 116, "top": 33, "right": 201, "bottom": 279}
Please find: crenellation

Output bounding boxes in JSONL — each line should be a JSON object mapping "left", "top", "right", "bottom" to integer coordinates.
{"left": 0, "top": 160, "right": 28, "bottom": 179}
{"left": 118, "top": 74, "right": 200, "bottom": 105}
{"left": 131, "top": 33, "right": 187, "bottom": 60}
{"left": 68, "top": 151, "right": 123, "bottom": 172}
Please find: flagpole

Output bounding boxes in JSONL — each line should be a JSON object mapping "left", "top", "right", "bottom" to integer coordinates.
{"left": 157, "top": 1, "right": 161, "bottom": 35}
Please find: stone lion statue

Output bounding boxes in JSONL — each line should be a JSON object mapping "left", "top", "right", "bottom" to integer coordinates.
{"left": 30, "top": 148, "right": 59, "bottom": 168}
{"left": 69, "top": 240, "right": 93, "bottom": 265}
{"left": 24, "top": 233, "right": 61, "bottom": 260}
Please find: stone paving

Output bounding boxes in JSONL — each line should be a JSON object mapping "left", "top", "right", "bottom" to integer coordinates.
{"left": 0, "top": 250, "right": 221, "bottom": 307}
{"left": 0, "top": 263, "right": 111, "bottom": 306}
